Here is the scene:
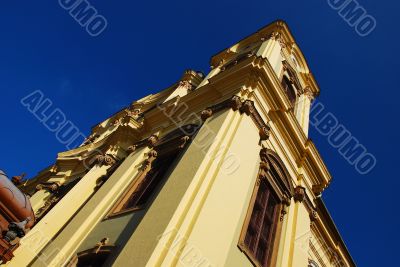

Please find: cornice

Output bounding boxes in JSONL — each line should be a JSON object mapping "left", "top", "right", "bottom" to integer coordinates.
{"left": 58, "top": 125, "right": 143, "bottom": 160}
{"left": 313, "top": 198, "right": 356, "bottom": 266}
{"left": 209, "top": 20, "right": 320, "bottom": 96}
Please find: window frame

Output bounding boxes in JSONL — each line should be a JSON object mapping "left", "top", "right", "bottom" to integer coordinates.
{"left": 279, "top": 60, "right": 304, "bottom": 109}
{"left": 238, "top": 171, "right": 284, "bottom": 267}
{"left": 105, "top": 124, "right": 200, "bottom": 219}
{"left": 238, "top": 148, "right": 294, "bottom": 267}
{"left": 106, "top": 149, "right": 180, "bottom": 218}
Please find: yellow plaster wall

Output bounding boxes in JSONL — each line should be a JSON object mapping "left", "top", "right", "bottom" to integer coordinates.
{"left": 6, "top": 165, "right": 109, "bottom": 267}
{"left": 29, "top": 189, "right": 51, "bottom": 213}
{"left": 112, "top": 110, "right": 231, "bottom": 267}
{"left": 29, "top": 148, "right": 148, "bottom": 267}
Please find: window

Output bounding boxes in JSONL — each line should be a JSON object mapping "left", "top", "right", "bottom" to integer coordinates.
{"left": 243, "top": 180, "right": 280, "bottom": 266}
{"left": 239, "top": 148, "right": 294, "bottom": 267}
{"left": 124, "top": 150, "right": 179, "bottom": 212}
{"left": 109, "top": 149, "right": 180, "bottom": 215}
{"left": 281, "top": 76, "right": 297, "bottom": 105}
{"left": 107, "top": 124, "right": 200, "bottom": 217}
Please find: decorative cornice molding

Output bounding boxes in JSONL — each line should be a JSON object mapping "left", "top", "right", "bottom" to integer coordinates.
{"left": 201, "top": 95, "right": 242, "bottom": 121}
{"left": 268, "top": 31, "right": 287, "bottom": 48}
{"left": 220, "top": 52, "right": 255, "bottom": 72}
{"left": 200, "top": 97, "right": 271, "bottom": 141}
{"left": 81, "top": 133, "right": 100, "bottom": 146}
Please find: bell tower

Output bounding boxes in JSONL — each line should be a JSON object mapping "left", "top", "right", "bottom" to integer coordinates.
{"left": 7, "top": 21, "right": 354, "bottom": 267}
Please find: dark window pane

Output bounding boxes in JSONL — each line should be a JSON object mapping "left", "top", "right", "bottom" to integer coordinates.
{"left": 244, "top": 181, "right": 280, "bottom": 267}
{"left": 281, "top": 76, "right": 297, "bottom": 105}
{"left": 122, "top": 151, "right": 180, "bottom": 210}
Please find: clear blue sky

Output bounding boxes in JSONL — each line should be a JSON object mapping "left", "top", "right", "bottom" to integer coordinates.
{"left": 0, "top": 1, "right": 397, "bottom": 265}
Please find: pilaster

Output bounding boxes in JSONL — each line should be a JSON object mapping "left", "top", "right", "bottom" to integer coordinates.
{"left": 295, "top": 87, "right": 315, "bottom": 136}
{"left": 31, "top": 147, "right": 149, "bottom": 267}
{"left": 287, "top": 186, "right": 311, "bottom": 267}
{"left": 6, "top": 165, "right": 110, "bottom": 267}
{"left": 257, "top": 32, "right": 284, "bottom": 75}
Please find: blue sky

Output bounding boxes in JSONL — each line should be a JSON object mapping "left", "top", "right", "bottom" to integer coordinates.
{"left": 0, "top": 0, "right": 397, "bottom": 265}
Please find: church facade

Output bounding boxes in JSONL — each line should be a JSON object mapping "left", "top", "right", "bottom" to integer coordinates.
{"left": 3, "top": 20, "right": 355, "bottom": 267}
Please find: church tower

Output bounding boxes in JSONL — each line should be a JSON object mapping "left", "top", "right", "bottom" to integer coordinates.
{"left": 5, "top": 20, "right": 354, "bottom": 267}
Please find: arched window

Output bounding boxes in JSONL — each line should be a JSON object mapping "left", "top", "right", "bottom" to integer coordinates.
{"left": 281, "top": 60, "right": 304, "bottom": 107}
{"left": 281, "top": 75, "right": 297, "bottom": 105}
{"left": 107, "top": 125, "right": 200, "bottom": 217}
{"left": 239, "top": 149, "right": 294, "bottom": 267}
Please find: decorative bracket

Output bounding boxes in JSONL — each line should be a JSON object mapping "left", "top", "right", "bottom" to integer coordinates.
{"left": 309, "top": 209, "right": 319, "bottom": 223}
{"left": 294, "top": 186, "right": 306, "bottom": 203}
{"left": 200, "top": 96, "right": 271, "bottom": 141}
{"left": 280, "top": 195, "right": 291, "bottom": 221}
{"left": 127, "top": 134, "right": 159, "bottom": 154}
{"left": 93, "top": 154, "right": 117, "bottom": 167}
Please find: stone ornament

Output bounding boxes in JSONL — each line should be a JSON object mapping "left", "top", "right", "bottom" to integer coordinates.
{"left": 125, "top": 108, "right": 141, "bottom": 118}
{"left": 303, "top": 87, "right": 315, "bottom": 102}
{"left": 94, "top": 238, "right": 110, "bottom": 254}
{"left": 280, "top": 195, "right": 291, "bottom": 221}
{"left": 259, "top": 160, "right": 270, "bottom": 172}
{"left": 179, "top": 136, "right": 190, "bottom": 149}
{"left": 146, "top": 135, "right": 159, "bottom": 147}
{"left": 93, "top": 154, "right": 116, "bottom": 166}
{"left": 259, "top": 127, "right": 270, "bottom": 141}
{"left": 201, "top": 109, "right": 213, "bottom": 121}
{"left": 127, "top": 145, "right": 137, "bottom": 154}
{"left": 201, "top": 97, "right": 271, "bottom": 141}
{"left": 142, "top": 150, "right": 158, "bottom": 171}
{"left": 230, "top": 96, "right": 243, "bottom": 111}
{"left": 127, "top": 134, "right": 160, "bottom": 155}
{"left": 310, "top": 209, "right": 319, "bottom": 222}
{"left": 240, "top": 100, "right": 255, "bottom": 116}
{"left": 178, "top": 80, "right": 193, "bottom": 91}
{"left": 35, "top": 182, "right": 60, "bottom": 193}
{"left": 294, "top": 186, "right": 306, "bottom": 203}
